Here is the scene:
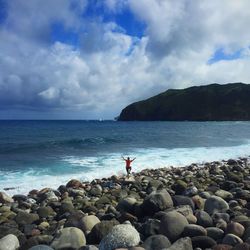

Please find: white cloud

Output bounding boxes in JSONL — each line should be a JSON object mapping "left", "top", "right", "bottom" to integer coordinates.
{"left": 1, "top": 0, "right": 250, "bottom": 119}
{"left": 104, "top": 0, "right": 127, "bottom": 13}
{"left": 39, "top": 87, "right": 59, "bottom": 100}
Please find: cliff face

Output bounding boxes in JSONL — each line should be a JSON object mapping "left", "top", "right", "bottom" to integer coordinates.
{"left": 118, "top": 83, "right": 250, "bottom": 121}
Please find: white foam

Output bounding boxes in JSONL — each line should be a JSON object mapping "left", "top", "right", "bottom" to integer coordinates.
{"left": 1, "top": 143, "right": 250, "bottom": 196}
{"left": 0, "top": 170, "right": 86, "bottom": 196}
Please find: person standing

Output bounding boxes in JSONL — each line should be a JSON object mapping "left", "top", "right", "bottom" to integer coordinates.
{"left": 122, "top": 156, "right": 136, "bottom": 176}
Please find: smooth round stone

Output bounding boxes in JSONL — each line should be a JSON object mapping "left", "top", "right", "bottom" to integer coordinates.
{"left": 226, "top": 222, "right": 245, "bottom": 237}
{"left": 191, "top": 236, "right": 216, "bottom": 249}
{"left": 184, "top": 186, "right": 198, "bottom": 196}
{"left": 172, "top": 205, "right": 195, "bottom": 224}
{"left": 27, "top": 198, "right": 37, "bottom": 204}
{"left": 222, "top": 234, "right": 243, "bottom": 246}
{"left": 139, "top": 219, "right": 160, "bottom": 237}
{"left": 204, "top": 196, "right": 229, "bottom": 215}
{"left": 147, "top": 179, "right": 163, "bottom": 190}
{"left": 199, "top": 191, "right": 211, "bottom": 199}
{"left": 64, "top": 211, "right": 85, "bottom": 228}
{"left": 0, "top": 206, "right": 11, "bottom": 213}
{"left": 50, "top": 227, "right": 86, "bottom": 249}
{"left": 172, "top": 195, "right": 195, "bottom": 210}
{"left": 215, "top": 189, "right": 233, "bottom": 200}
{"left": 221, "top": 180, "right": 238, "bottom": 191}
{"left": 123, "top": 176, "right": 136, "bottom": 184}
{"left": 117, "top": 212, "right": 138, "bottom": 224}
{"left": 116, "top": 197, "right": 137, "bottom": 213}
{"left": 12, "top": 194, "right": 27, "bottom": 202}
{"left": 213, "top": 213, "right": 230, "bottom": 223}
{"left": 182, "top": 224, "right": 207, "bottom": 237}
{"left": 1, "top": 211, "right": 16, "bottom": 220}
{"left": 15, "top": 211, "right": 39, "bottom": 225}
{"left": 0, "top": 225, "right": 24, "bottom": 244}
{"left": 0, "top": 192, "right": 14, "bottom": 204}
{"left": 192, "top": 195, "right": 205, "bottom": 209}
{"left": 166, "top": 237, "right": 193, "bottom": 250}
{"left": 232, "top": 215, "right": 249, "bottom": 223}
{"left": 111, "top": 189, "right": 128, "bottom": 200}
{"left": 37, "top": 206, "right": 55, "bottom": 218}
{"left": 68, "top": 188, "right": 85, "bottom": 197}
{"left": 99, "top": 224, "right": 140, "bottom": 250}
{"left": 28, "top": 245, "right": 54, "bottom": 250}
{"left": 216, "top": 219, "right": 228, "bottom": 231}
{"left": 171, "top": 180, "right": 187, "bottom": 195}
{"left": 212, "top": 244, "right": 233, "bottom": 250}
{"left": 229, "top": 200, "right": 239, "bottom": 208}
{"left": 38, "top": 222, "right": 50, "bottom": 231}
{"left": 26, "top": 234, "right": 50, "bottom": 244}
{"left": 90, "top": 186, "right": 102, "bottom": 196}
{"left": 59, "top": 201, "right": 75, "bottom": 214}
{"left": 206, "top": 185, "right": 220, "bottom": 193}
{"left": 186, "top": 214, "right": 197, "bottom": 224}
{"left": 88, "top": 220, "right": 119, "bottom": 244}
{"left": 206, "top": 227, "right": 224, "bottom": 241}
{"left": 40, "top": 190, "right": 59, "bottom": 202}
{"left": 95, "top": 195, "right": 111, "bottom": 208}
{"left": 235, "top": 189, "right": 250, "bottom": 200}
{"left": 233, "top": 206, "right": 243, "bottom": 212}
{"left": 173, "top": 205, "right": 193, "bottom": 218}
{"left": 0, "top": 234, "right": 20, "bottom": 250}
{"left": 196, "top": 210, "right": 213, "bottom": 228}
{"left": 227, "top": 159, "right": 238, "bottom": 165}
{"left": 142, "top": 234, "right": 171, "bottom": 250}
{"left": 141, "top": 189, "right": 173, "bottom": 216}
{"left": 66, "top": 179, "right": 82, "bottom": 189}
{"left": 159, "top": 210, "right": 189, "bottom": 242}
{"left": 81, "top": 215, "right": 100, "bottom": 234}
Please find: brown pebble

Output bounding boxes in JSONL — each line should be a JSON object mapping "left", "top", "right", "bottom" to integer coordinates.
{"left": 212, "top": 244, "right": 233, "bottom": 250}
{"left": 31, "top": 229, "right": 41, "bottom": 236}
{"left": 192, "top": 195, "right": 205, "bottom": 209}
{"left": 226, "top": 222, "right": 245, "bottom": 237}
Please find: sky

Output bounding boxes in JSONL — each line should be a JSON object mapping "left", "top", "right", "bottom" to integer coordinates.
{"left": 0, "top": 0, "right": 250, "bottom": 119}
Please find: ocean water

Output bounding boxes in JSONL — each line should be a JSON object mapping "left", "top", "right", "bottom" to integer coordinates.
{"left": 1, "top": 120, "right": 250, "bottom": 195}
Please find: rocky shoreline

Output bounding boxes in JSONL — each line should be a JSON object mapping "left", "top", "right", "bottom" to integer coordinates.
{"left": 1, "top": 157, "right": 250, "bottom": 249}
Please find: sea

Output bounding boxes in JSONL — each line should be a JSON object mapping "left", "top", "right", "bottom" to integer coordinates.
{"left": 1, "top": 120, "right": 250, "bottom": 195}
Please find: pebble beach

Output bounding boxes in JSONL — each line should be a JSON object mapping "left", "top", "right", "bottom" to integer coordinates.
{"left": 1, "top": 157, "right": 250, "bottom": 250}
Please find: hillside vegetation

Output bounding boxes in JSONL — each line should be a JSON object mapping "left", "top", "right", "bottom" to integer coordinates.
{"left": 118, "top": 83, "right": 250, "bottom": 121}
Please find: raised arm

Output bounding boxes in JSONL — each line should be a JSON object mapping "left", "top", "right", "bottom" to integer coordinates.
{"left": 132, "top": 157, "right": 136, "bottom": 162}
{"left": 122, "top": 156, "right": 126, "bottom": 161}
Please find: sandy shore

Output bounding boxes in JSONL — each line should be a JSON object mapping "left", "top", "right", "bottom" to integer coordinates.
{"left": 1, "top": 157, "right": 250, "bottom": 249}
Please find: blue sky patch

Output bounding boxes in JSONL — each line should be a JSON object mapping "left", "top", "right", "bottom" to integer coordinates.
{"left": 50, "top": 22, "right": 79, "bottom": 48}
{"left": 50, "top": 1, "right": 145, "bottom": 50}
{"left": 208, "top": 47, "right": 243, "bottom": 64}
{"left": 84, "top": 0, "right": 145, "bottom": 38}
{"left": 0, "top": 0, "right": 8, "bottom": 25}
{"left": 114, "top": 8, "right": 145, "bottom": 38}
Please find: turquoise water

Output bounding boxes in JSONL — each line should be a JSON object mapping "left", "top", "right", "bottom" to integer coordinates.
{"left": 1, "top": 120, "right": 250, "bottom": 194}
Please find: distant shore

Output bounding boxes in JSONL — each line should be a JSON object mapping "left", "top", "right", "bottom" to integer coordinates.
{"left": 1, "top": 156, "right": 250, "bottom": 249}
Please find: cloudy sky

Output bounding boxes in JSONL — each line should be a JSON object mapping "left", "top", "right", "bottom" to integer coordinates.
{"left": 0, "top": 0, "right": 250, "bottom": 119}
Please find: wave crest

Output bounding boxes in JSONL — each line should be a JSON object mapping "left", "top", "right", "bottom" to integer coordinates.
{"left": 0, "top": 136, "right": 119, "bottom": 153}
